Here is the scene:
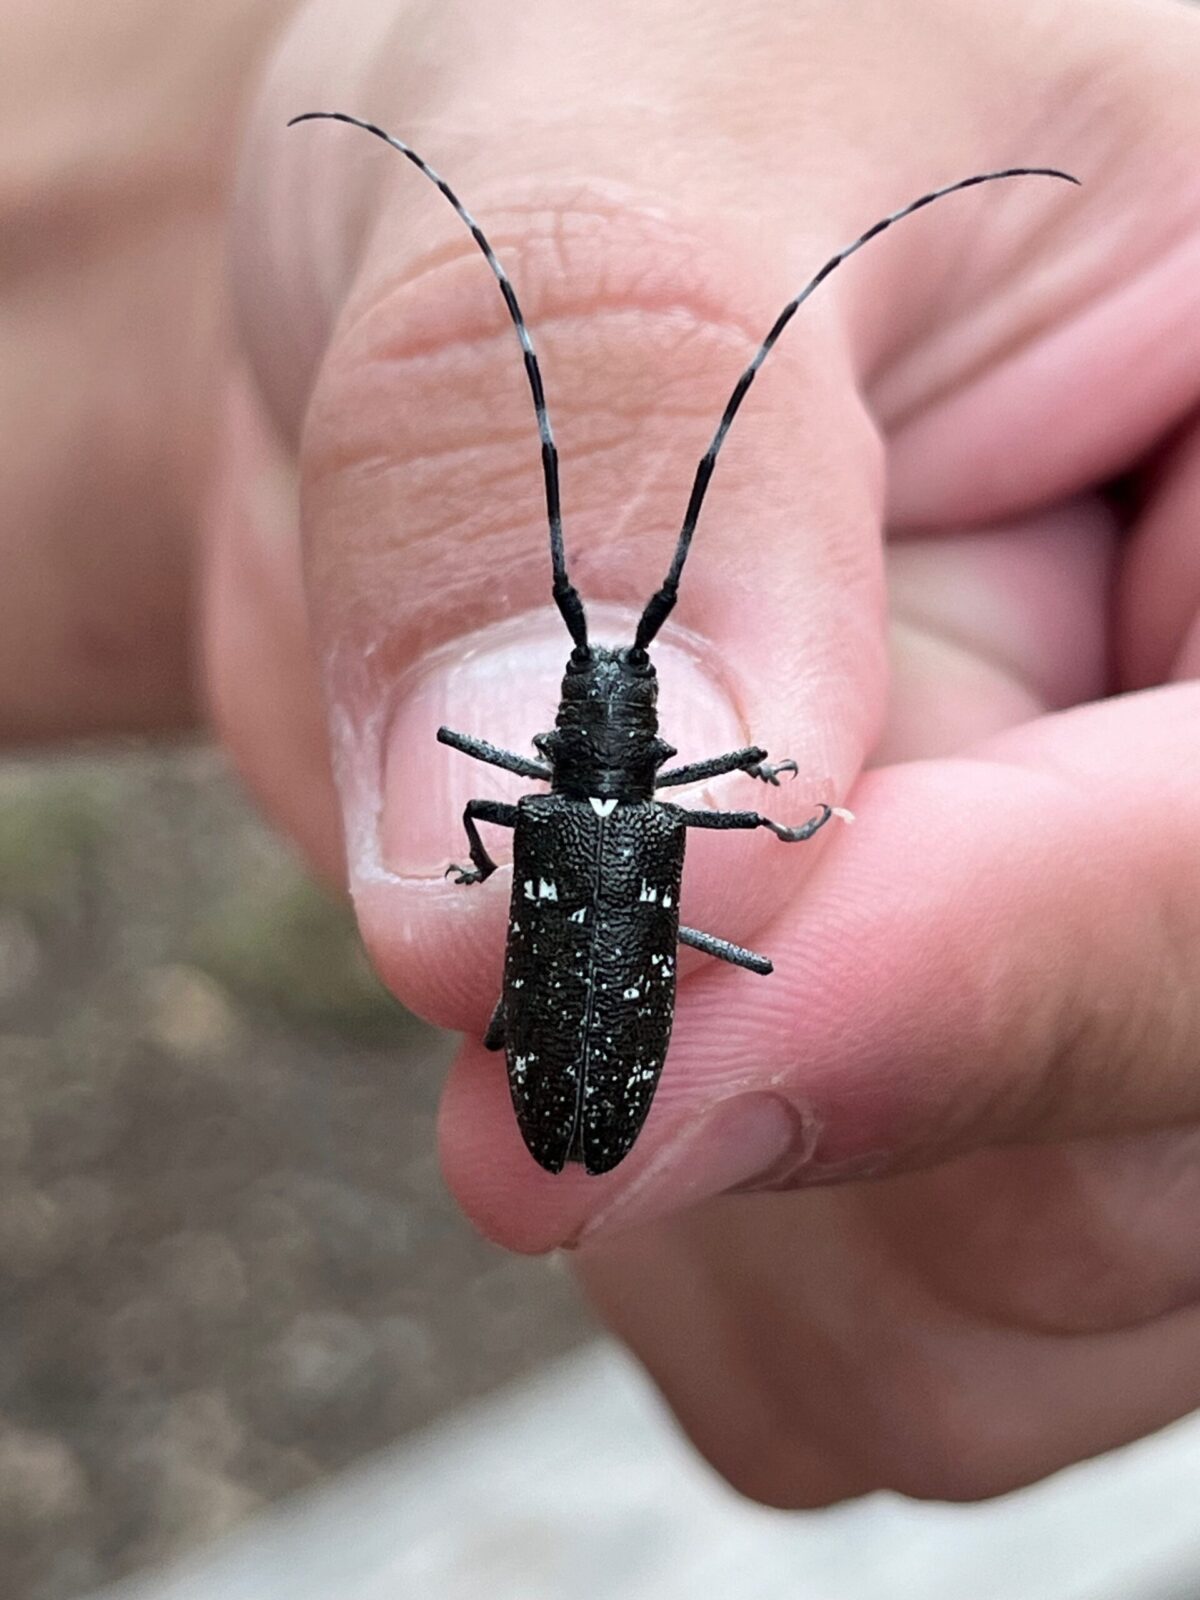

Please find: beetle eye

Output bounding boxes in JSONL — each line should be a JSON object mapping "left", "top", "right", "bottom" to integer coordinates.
{"left": 626, "top": 646, "right": 649, "bottom": 667}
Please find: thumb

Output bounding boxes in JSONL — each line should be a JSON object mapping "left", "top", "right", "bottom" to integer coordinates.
{"left": 240, "top": 8, "right": 902, "bottom": 999}
{"left": 229, "top": 0, "right": 1113, "bottom": 1247}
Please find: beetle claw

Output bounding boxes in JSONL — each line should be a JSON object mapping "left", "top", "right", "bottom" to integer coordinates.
{"left": 750, "top": 759, "right": 798, "bottom": 786}
{"left": 766, "top": 802, "right": 834, "bottom": 842}
{"left": 446, "top": 863, "right": 485, "bottom": 886}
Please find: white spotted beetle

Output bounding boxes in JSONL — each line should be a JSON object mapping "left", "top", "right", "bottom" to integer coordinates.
{"left": 290, "top": 112, "right": 1077, "bottom": 1173}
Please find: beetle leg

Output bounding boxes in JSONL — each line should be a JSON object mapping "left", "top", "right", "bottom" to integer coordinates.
{"left": 677, "top": 803, "right": 833, "bottom": 842}
{"left": 656, "top": 746, "right": 764, "bottom": 788}
{"left": 483, "top": 999, "right": 506, "bottom": 1051}
{"left": 656, "top": 747, "right": 800, "bottom": 788}
{"left": 678, "top": 925, "right": 772, "bottom": 975}
{"left": 438, "top": 727, "right": 550, "bottom": 781}
{"left": 446, "top": 799, "right": 519, "bottom": 885}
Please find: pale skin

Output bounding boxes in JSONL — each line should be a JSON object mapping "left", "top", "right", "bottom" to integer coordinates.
{"left": 8, "top": 0, "right": 1200, "bottom": 1507}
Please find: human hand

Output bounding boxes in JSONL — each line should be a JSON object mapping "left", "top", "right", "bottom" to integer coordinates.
{"left": 220, "top": 0, "right": 1200, "bottom": 1503}
{"left": 0, "top": 0, "right": 294, "bottom": 740}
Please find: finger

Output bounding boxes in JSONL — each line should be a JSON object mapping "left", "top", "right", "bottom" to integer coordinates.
{"left": 246, "top": 45, "right": 894, "bottom": 1011}
{"left": 203, "top": 370, "right": 346, "bottom": 888}
{"left": 235, "top": 0, "right": 1110, "bottom": 1001}
{"left": 446, "top": 682, "right": 1200, "bottom": 1250}
{"left": 878, "top": 495, "right": 1116, "bottom": 764}
{"left": 288, "top": 144, "right": 887, "bottom": 1001}
{"left": 0, "top": 0, "right": 298, "bottom": 741}
{"left": 224, "top": 0, "right": 1200, "bottom": 895}
{"left": 1121, "top": 412, "right": 1200, "bottom": 689}
{"left": 878, "top": 7, "right": 1200, "bottom": 531}
{"left": 579, "top": 1184, "right": 1200, "bottom": 1507}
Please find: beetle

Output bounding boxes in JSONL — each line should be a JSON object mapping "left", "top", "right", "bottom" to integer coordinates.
{"left": 290, "top": 111, "right": 1077, "bottom": 1173}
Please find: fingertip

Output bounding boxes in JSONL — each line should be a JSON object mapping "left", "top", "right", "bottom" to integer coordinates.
{"left": 438, "top": 1039, "right": 597, "bottom": 1253}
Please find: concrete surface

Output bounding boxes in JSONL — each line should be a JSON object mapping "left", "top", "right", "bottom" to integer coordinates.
{"left": 96, "top": 1341, "right": 1200, "bottom": 1600}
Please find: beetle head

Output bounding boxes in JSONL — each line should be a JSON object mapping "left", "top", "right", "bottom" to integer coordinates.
{"left": 536, "top": 645, "right": 675, "bottom": 800}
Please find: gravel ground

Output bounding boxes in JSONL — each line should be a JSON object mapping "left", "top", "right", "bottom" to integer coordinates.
{"left": 0, "top": 744, "right": 591, "bottom": 1600}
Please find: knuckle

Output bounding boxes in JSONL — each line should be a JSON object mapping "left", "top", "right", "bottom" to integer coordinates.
{"left": 698, "top": 1315, "right": 1056, "bottom": 1508}
{"left": 311, "top": 189, "right": 762, "bottom": 459}
{"left": 301, "top": 182, "right": 856, "bottom": 630}
{"left": 866, "top": 1378, "right": 1031, "bottom": 1504}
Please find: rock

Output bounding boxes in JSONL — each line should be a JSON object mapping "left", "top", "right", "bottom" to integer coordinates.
{"left": 0, "top": 1186, "right": 68, "bottom": 1279}
{"left": 252, "top": 1310, "right": 382, "bottom": 1449}
{"left": 160, "top": 1390, "right": 245, "bottom": 1472}
{"left": 101, "top": 1295, "right": 192, "bottom": 1393}
{"left": 41, "top": 1175, "right": 116, "bottom": 1259}
{"left": 155, "top": 1231, "right": 248, "bottom": 1323}
{"left": 141, "top": 965, "right": 240, "bottom": 1058}
{"left": 272, "top": 1311, "right": 378, "bottom": 1411}
{"left": 0, "top": 910, "right": 40, "bottom": 1003}
{"left": 0, "top": 1426, "right": 89, "bottom": 1537}
{"left": 0, "top": 1076, "right": 33, "bottom": 1170}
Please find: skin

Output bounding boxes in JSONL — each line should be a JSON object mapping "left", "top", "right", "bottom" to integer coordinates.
{"left": 9, "top": 0, "right": 1200, "bottom": 1507}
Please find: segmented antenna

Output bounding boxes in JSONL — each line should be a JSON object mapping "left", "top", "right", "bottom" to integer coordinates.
{"left": 634, "top": 165, "right": 1080, "bottom": 650}
{"left": 289, "top": 111, "right": 589, "bottom": 650}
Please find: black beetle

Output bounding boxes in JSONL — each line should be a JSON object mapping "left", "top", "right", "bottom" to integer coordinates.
{"left": 290, "top": 112, "right": 1077, "bottom": 1173}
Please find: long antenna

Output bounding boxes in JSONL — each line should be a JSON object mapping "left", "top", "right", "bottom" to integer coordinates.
{"left": 634, "top": 165, "right": 1080, "bottom": 651}
{"left": 289, "top": 111, "right": 589, "bottom": 650}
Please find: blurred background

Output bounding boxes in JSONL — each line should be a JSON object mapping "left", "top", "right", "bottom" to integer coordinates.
{"left": 0, "top": 744, "right": 588, "bottom": 1600}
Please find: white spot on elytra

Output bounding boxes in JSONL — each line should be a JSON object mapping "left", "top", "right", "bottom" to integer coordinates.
{"left": 569, "top": 907, "right": 587, "bottom": 923}
{"left": 623, "top": 986, "right": 640, "bottom": 1000}
{"left": 589, "top": 797, "right": 618, "bottom": 818}
{"left": 523, "top": 880, "right": 535, "bottom": 900}
{"left": 638, "top": 880, "right": 658, "bottom": 903}
{"left": 538, "top": 879, "right": 558, "bottom": 900}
